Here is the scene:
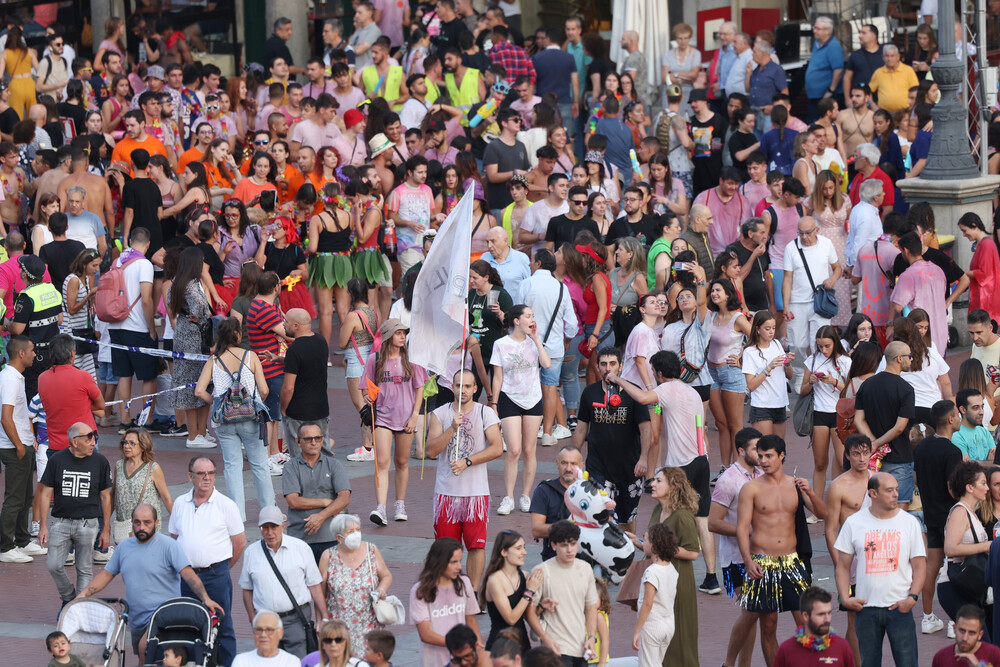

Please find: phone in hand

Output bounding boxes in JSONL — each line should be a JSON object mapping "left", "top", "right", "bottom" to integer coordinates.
{"left": 675, "top": 262, "right": 692, "bottom": 271}
{"left": 813, "top": 371, "right": 826, "bottom": 378}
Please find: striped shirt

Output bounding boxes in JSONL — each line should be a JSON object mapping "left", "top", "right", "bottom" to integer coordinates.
{"left": 246, "top": 299, "right": 283, "bottom": 379}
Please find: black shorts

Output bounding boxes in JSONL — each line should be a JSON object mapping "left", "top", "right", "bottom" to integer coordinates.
{"left": 914, "top": 406, "right": 932, "bottom": 427}
{"left": 926, "top": 524, "right": 945, "bottom": 549}
{"left": 740, "top": 553, "right": 811, "bottom": 613}
{"left": 131, "top": 623, "right": 148, "bottom": 656}
{"left": 680, "top": 455, "right": 711, "bottom": 517}
{"left": 749, "top": 405, "right": 788, "bottom": 425}
{"left": 838, "top": 584, "right": 857, "bottom": 612}
{"left": 694, "top": 384, "right": 711, "bottom": 402}
{"left": 109, "top": 329, "right": 159, "bottom": 381}
{"left": 814, "top": 410, "right": 836, "bottom": 428}
{"left": 497, "top": 392, "right": 543, "bottom": 419}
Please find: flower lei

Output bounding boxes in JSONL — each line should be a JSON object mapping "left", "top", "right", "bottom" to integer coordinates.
{"left": 794, "top": 626, "right": 835, "bottom": 652}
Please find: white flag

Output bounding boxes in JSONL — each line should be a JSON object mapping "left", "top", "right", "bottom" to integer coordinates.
{"left": 408, "top": 190, "right": 474, "bottom": 375}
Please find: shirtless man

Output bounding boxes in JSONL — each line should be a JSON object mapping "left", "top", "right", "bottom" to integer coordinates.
{"left": 723, "top": 434, "right": 827, "bottom": 667}
{"left": 32, "top": 146, "right": 72, "bottom": 221}
{"left": 524, "top": 146, "right": 557, "bottom": 202}
{"left": 823, "top": 433, "right": 873, "bottom": 667}
{"left": 836, "top": 84, "right": 874, "bottom": 163}
{"left": 0, "top": 141, "right": 33, "bottom": 233}
{"left": 500, "top": 175, "right": 532, "bottom": 245}
{"left": 57, "top": 147, "right": 114, "bottom": 232}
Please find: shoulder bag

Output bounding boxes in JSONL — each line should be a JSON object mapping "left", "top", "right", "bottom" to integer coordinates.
{"left": 543, "top": 283, "right": 564, "bottom": 344}
{"left": 792, "top": 357, "right": 816, "bottom": 437}
{"left": 795, "top": 240, "right": 838, "bottom": 319}
{"left": 366, "top": 544, "right": 405, "bottom": 625}
{"left": 610, "top": 271, "right": 642, "bottom": 344}
{"left": 73, "top": 275, "right": 98, "bottom": 355}
{"left": 261, "top": 541, "right": 319, "bottom": 654}
{"left": 947, "top": 504, "right": 989, "bottom": 604}
{"left": 678, "top": 319, "right": 710, "bottom": 384}
{"left": 873, "top": 239, "right": 896, "bottom": 289}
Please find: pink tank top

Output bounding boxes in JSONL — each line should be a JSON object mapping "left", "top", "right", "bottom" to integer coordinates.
{"left": 708, "top": 312, "right": 744, "bottom": 365}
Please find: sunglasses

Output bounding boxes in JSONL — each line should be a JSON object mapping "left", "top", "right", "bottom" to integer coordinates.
{"left": 570, "top": 199, "right": 588, "bottom": 205}
{"left": 73, "top": 431, "right": 98, "bottom": 441}
{"left": 254, "top": 139, "right": 270, "bottom": 145}
{"left": 322, "top": 637, "right": 347, "bottom": 645}
{"left": 206, "top": 104, "right": 221, "bottom": 111}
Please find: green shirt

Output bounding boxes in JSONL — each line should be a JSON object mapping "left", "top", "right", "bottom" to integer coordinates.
{"left": 952, "top": 424, "right": 995, "bottom": 462}
{"left": 647, "top": 237, "right": 674, "bottom": 288}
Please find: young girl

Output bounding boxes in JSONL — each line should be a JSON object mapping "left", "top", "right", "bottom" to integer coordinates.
{"left": 633, "top": 522, "right": 680, "bottom": 667}
{"left": 843, "top": 313, "right": 877, "bottom": 353}
{"left": 713, "top": 251, "right": 747, "bottom": 312}
{"left": 707, "top": 278, "right": 752, "bottom": 465}
{"left": 340, "top": 278, "right": 380, "bottom": 458}
{"left": 363, "top": 319, "right": 428, "bottom": 525}
{"left": 479, "top": 530, "right": 544, "bottom": 652}
{"left": 491, "top": 305, "right": 552, "bottom": 516}
{"left": 591, "top": 578, "right": 612, "bottom": 667}
{"left": 800, "top": 325, "right": 852, "bottom": 495}
{"left": 741, "top": 310, "right": 792, "bottom": 436}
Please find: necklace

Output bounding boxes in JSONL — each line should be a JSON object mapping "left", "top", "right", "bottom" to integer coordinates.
{"left": 794, "top": 625, "right": 835, "bottom": 652}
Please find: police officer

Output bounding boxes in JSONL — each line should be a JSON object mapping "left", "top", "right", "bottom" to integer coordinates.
{"left": 10, "top": 255, "right": 61, "bottom": 399}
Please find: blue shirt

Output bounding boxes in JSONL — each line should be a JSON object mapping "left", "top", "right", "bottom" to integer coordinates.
{"left": 910, "top": 129, "right": 932, "bottom": 165}
{"left": 749, "top": 61, "right": 788, "bottom": 108}
{"left": 105, "top": 532, "right": 191, "bottom": 631}
{"left": 805, "top": 37, "right": 844, "bottom": 98}
{"left": 533, "top": 48, "right": 578, "bottom": 103}
{"left": 482, "top": 248, "right": 531, "bottom": 300}
{"left": 760, "top": 128, "right": 799, "bottom": 175}
{"left": 717, "top": 45, "right": 737, "bottom": 90}
{"left": 872, "top": 132, "right": 905, "bottom": 178}
{"left": 953, "top": 425, "right": 995, "bottom": 462}
{"left": 593, "top": 116, "right": 634, "bottom": 177}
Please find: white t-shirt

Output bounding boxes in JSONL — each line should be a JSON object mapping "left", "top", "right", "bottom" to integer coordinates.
{"left": 491, "top": 335, "right": 542, "bottom": 409}
{"left": 66, "top": 210, "right": 106, "bottom": 251}
{"left": 876, "top": 347, "right": 949, "bottom": 408}
{"left": 655, "top": 380, "right": 705, "bottom": 467}
{"left": 622, "top": 322, "right": 660, "bottom": 387}
{"left": 520, "top": 199, "right": 569, "bottom": 254}
{"left": 834, "top": 507, "right": 926, "bottom": 608}
{"left": 230, "top": 649, "right": 301, "bottom": 667}
{"left": 0, "top": 366, "right": 32, "bottom": 449}
{"left": 804, "top": 352, "right": 852, "bottom": 413}
{"left": 783, "top": 236, "right": 839, "bottom": 305}
{"left": 400, "top": 97, "right": 430, "bottom": 131}
{"left": 107, "top": 254, "right": 154, "bottom": 333}
{"left": 431, "top": 402, "right": 500, "bottom": 497}
{"left": 742, "top": 340, "right": 789, "bottom": 408}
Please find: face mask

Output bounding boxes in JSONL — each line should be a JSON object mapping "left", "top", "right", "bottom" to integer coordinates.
{"left": 342, "top": 531, "right": 362, "bottom": 550}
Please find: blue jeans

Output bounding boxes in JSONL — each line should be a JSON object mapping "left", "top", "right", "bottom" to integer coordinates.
{"left": 181, "top": 560, "right": 235, "bottom": 667}
{"left": 216, "top": 419, "right": 275, "bottom": 522}
{"left": 560, "top": 333, "right": 584, "bottom": 411}
{"left": 880, "top": 461, "right": 915, "bottom": 503}
{"left": 46, "top": 516, "right": 100, "bottom": 601}
{"left": 855, "top": 606, "right": 918, "bottom": 667}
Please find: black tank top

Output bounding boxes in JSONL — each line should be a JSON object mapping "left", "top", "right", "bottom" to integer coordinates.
{"left": 485, "top": 570, "right": 529, "bottom": 652}
{"left": 315, "top": 211, "right": 352, "bottom": 253}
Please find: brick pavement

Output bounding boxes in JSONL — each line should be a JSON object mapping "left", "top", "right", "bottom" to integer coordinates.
{"left": 0, "top": 347, "right": 973, "bottom": 666}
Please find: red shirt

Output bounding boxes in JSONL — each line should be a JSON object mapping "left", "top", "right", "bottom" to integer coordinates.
{"left": 0, "top": 256, "right": 50, "bottom": 313}
{"left": 37, "top": 364, "right": 101, "bottom": 451}
{"left": 849, "top": 166, "right": 895, "bottom": 208}
{"left": 488, "top": 40, "right": 536, "bottom": 86}
{"left": 932, "top": 642, "right": 1000, "bottom": 666}
{"left": 247, "top": 299, "right": 284, "bottom": 379}
{"left": 773, "top": 635, "right": 856, "bottom": 667}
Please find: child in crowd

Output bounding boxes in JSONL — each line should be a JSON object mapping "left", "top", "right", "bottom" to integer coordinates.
{"left": 94, "top": 314, "right": 118, "bottom": 427}
{"left": 46, "top": 631, "right": 87, "bottom": 667}
{"left": 633, "top": 522, "right": 680, "bottom": 667}
{"left": 162, "top": 644, "right": 189, "bottom": 667}
{"left": 742, "top": 310, "right": 792, "bottom": 437}
{"left": 753, "top": 169, "right": 784, "bottom": 217}
{"left": 364, "top": 629, "right": 396, "bottom": 667}
{"left": 591, "top": 578, "right": 612, "bottom": 666}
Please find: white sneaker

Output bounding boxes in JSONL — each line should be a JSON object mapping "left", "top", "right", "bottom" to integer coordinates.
{"left": 185, "top": 435, "right": 216, "bottom": 449}
{"left": 540, "top": 434, "right": 557, "bottom": 447}
{"left": 519, "top": 495, "right": 532, "bottom": 513}
{"left": 497, "top": 496, "right": 515, "bottom": 515}
{"left": 552, "top": 424, "right": 573, "bottom": 440}
{"left": 64, "top": 551, "right": 75, "bottom": 566}
{"left": 268, "top": 458, "right": 284, "bottom": 476}
{"left": 537, "top": 426, "right": 544, "bottom": 439}
{"left": 93, "top": 546, "right": 113, "bottom": 563}
{"left": 394, "top": 500, "right": 408, "bottom": 521}
{"left": 369, "top": 505, "right": 387, "bottom": 526}
{"left": 204, "top": 431, "right": 217, "bottom": 443}
{"left": 29, "top": 521, "right": 39, "bottom": 537}
{"left": 347, "top": 446, "right": 375, "bottom": 462}
{"left": 20, "top": 541, "right": 46, "bottom": 556}
{"left": 948, "top": 620, "right": 955, "bottom": 638}
{"left": 0, "top": 548, "right": 31, "bottom": 563}
{"left": 922, "top": 613, "right": 945, "bottom": 634}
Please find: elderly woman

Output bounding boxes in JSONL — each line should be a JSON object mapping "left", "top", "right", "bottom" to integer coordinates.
{"left": 661, "top": 23, "right": 702, "bottom": 110}
{"left": 111, "top": 427, "right": 172, "bottom": 545}
{"left": 314, "top": 620, "right": 367, "bottom": 667}
{"left": 318, "top": 514, "right": 393, "bottom": 654}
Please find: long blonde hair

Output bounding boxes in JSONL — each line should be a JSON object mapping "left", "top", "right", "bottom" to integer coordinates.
{"left": 811, "top": 169, "right": 843, "bottom": 214}
{"left": 656, "top": 467, "right": 700, "bottom": 514}
{"left": 318, "top": 620, "right": 354, "bottom": 667}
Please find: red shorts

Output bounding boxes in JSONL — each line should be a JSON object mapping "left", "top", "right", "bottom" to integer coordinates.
{"left": 433, "top": 494, "right": 489, "bottom": 550}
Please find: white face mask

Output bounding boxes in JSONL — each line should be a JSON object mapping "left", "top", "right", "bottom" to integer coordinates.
{"left": 341, "top": 531, "right": 362, "bottom": 550}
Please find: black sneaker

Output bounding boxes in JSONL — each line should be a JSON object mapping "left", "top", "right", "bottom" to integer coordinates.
{"left": 567, "top": 415, "right": 578, "bottom": 430}
{"left": 161, "top": 423, "right": 189, "bottom": 438}
{"left": 145, "top": 419, "right": 168, "bottom": 433}
{"left": 117, "top": 420, "right": 139, "bottom": 434}
{"left": 699, "top": 573, "right": 722, "bottom": 595}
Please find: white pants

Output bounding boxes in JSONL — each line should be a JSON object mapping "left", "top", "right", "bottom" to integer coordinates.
{"left": 397, "top": 247, "right": 424, "bottom": 274}
{"left": 787, "top": 301, "right": 831, "bottom": 391}
{"left": 637, "top": 615, "right": 675, "bottom": 667}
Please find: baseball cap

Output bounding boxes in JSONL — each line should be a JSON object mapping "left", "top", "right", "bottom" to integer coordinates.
{"left": 257, "top": 506, "right": 286, "bottom": 527}
{"left": 146, "top": 65, "right": 165, "bottom": 81}
{"left": 689, "top": 89, "right": 708, "bottom": 103}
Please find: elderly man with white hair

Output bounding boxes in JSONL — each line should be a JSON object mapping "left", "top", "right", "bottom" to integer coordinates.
{"left": 618, "top": 30, "right": 649, "bottom": 101}
{"left": 724, "top": 33, "right": 754, "bottom": 97}
{"left": 868, "top": 44, "right": 918, "bottom": 113}
{"left": 845, "top": 177, "right": 886, "bottom": 276}
{"left": 708, "top": 21, "right": 738, "bottom": 112}
{"left": 848, "top": 142, "right": 894, "bottom": 215}
{"left": 232, "top": 610, "right": 301, "bottom": 667}
{"left": 804, "top": 16, "right": 844, "bottom": 121}
{"left": 482, "top": 226, "right": 531, "bottom": 301}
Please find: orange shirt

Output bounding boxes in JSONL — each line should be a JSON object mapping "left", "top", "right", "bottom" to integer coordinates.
{"left": 177, "top": 146, "right": 206, "bottom": 176}
{"left": 204, "top": 162, "right": 233, "bottom": 189}
{"left": 232, "top": 178, "right": 278, "bottom": 207}
{"left": 110, "top": 135, "right": 168, "bottom": 174}
{"left": 277, "top": 164, "right": 305, "bottom": 206}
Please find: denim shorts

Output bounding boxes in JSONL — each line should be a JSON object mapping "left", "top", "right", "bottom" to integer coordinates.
{"left": 709, "top": 363, "right": 747, "bottom": 393}
{"left": 264, "top": 375, "right": 283, "bottom": 422}
{"left": 539, "top": 358, "right": 563, "bottom": 386}
{"left": 98, "top": 361, "right": 119, "bottom": 385}
{"left": 749, "top": 405, "right": 788, "bottom": 424}
{"left": 346, "top": 343, "right": 371, "bottom": 379}
{"left": 880, "top": 461, "right": 915, "bottom": 503}
{"left": 583, "top": 320, "right": 614, "bottom": 349}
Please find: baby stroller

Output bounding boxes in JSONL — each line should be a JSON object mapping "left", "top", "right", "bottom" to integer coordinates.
{"left": 57, "top": 597, "right": 129, "bottom": 667}
{"left": 144, "top": 597, "right": 219, "bottom": 667}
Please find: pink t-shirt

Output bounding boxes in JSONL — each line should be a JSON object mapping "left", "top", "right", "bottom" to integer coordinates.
{"left": 891, "top": 259, "right": 948, "bottom": 352}
{"left": 694, "top": 187, "right": 751, "bottom": 257}
{"left": 654, "top": 380, "right": 705, "bottom": 467}
{"left": 331, "top": 133, "right": 367, "bottom": 167}
{"left": 331, "top": 87, "right": 367, "bottom": 118}
{"left": 373, "top": 0, "right": 406, "bottom": 46}
{"left": 740, "top": 181, "right": 770, "bottom": 214}
{"left": 409, "top": 576, "right": 481, "bottom": 667}
{"left": 362, "top": 354, "right": 428, "bottom": 431}
{"left": 621, "top": 322, "right": 659, "bottom": 387}
{"left": 0, "top": 257, "right": 50, "bottom": 312}
{"left": 856, "top": 237, "right": 900, "bottom": 326}
{"left": 289, "top": 118, "right": 343, "bottom": 152}
{"left": 765, "top": 203, "right": 802, "bottom": 270}
{"left": 388, "top": 182, "right": 435, "bottom": 252}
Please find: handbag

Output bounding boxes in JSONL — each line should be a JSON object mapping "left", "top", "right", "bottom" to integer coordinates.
{"left": 113, "top": 461, "right": 153, "bottom": 545}
{"left": 794, "top": 240, "right": 838, "bottom": 319}
{"left": 211, "top": 350, "right": 258, "bottom": 424}
{"left": 836, "top": 379, "right": 859, "bottom": 442}
{"left": 610, "top": 272, "right": 640, "bottom": 344}
{"left": 792, "top": 358, "right": 817, "bottom": 437}
{"left": 947, "top": 504, "right": 989, "bottom": 604}
{"left": 615, "top": 558, "right": 653, "bottom": 611}
{"left": 366, "top": 545, "right": 404, "bottom": 625}
{"left": 261, "top": 541, "right": 319, "bottom": 654}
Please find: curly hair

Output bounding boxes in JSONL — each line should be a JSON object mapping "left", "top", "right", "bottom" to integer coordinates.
{"left": 949, "top": 460, "right": 985, "bottom": 500}
{"left": 647, "top": 521, "right": 679, "bottom": 562}
{"left": 656, "top": 467, "right": 700, "bottom": 514}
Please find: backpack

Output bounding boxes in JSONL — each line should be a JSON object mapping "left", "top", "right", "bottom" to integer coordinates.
{"left": 764, "top": 203, "right": 805, "bottom": 250}
{"left": 211, "top": 350, "right": 258, "bottom": 424}
{"left": 94, "top": 256, "right": 143, "bottom": 322}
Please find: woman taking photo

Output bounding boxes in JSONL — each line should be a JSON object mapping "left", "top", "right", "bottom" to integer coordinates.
{"left": 218, "top": 199, "right": 261, "bottom": 295}
{"left": 171, "top": 247, "right": 215, "bottom": 449}
{"left": 101, "top": 74, "right": 131, "bottom": 137}
{"left": 492, "top": 305, "right": 551, "bottom": 516}
{"left": 63, "top": 248, "right": 101, "bottom": 380}
{"left": 339, "top": 278, "right": 381, "bottom": 458}
{"left": 202, "top": 138, "right": 241, "bottom": 203}
{"left": 579, "top": 241, "right": 612, "bottom": 384}
{"left": 648, "top": 152, "right": 688, "bottom": 219}
{"left": 363, "top": 319, "right": 427, "bottom": 526}
{"left": 958, "top": 212, "right": 1000, "bottom": 324}
{"left": 662, "top": 268, "right": 712, "bottom": 399}
{"left": 160, "top": 162, "right": 212, "bottom": 220}
{"left": 319, "top": 514, "right": 392, "bottom": 654}
{"left": 800, "top": 326, "right": 852, "bottom": 496}
{"left": 707, "top": 278, "right": 753, "bottom": 464}
{"left": 479, "top": 529, "right": 544, "bottom": 652}
{"left": 938, "top": 461, "right": 992, "bottom": 639}
{"left": 307, "top": 181, "right": 354, "bottom": 350}
{"left": 468, "top": 260, "right": 512, "bottom": 398}
{"left": 194, "top": 316, "right": 274, "bottom": 521}
{"left": 111, "top": 427, "right": 173, "bottom": 544}
{"left": 812, "top": 169, "right": 851, "bottom": 326}
{"left": 410, "top": 537, "right": 482, "bottom": 667}
{"left": 232, "top": 151, "right": 278, "bottom": 206}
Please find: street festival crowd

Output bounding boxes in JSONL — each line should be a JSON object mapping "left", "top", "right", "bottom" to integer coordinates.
{"left": 12, "top": 1, "right": 1000, "bottom": 667}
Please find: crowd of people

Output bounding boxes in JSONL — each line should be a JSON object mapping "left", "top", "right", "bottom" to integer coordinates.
{"left": 4, "top": 1, "right": 1000, "bottom": 667}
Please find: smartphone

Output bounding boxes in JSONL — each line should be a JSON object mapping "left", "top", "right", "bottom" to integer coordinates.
{"left": 675, "top": 262, "right": 692, "bottom": 271}
{"left": 813, "top": 371, "right": 826, "bottom": 378}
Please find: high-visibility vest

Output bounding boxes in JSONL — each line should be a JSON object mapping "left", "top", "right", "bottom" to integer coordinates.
{"left": 362, "top": 65, "right": 405, "bottom": 111}
{"left": 445, "top": 69, "right": 482, "bottom": 126}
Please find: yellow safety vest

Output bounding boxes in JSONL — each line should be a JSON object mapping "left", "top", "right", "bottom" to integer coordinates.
{"left": 426, "top": 79, "right": 440, "bottom": 104}
{"left": 20, "top": 281, "right": 60, "bottom": 326}
{"left": 362, "top": 65, "right": 405, "bottom": 111}
{"left": 445, "top": 69, "right": 482, "bottom": 126}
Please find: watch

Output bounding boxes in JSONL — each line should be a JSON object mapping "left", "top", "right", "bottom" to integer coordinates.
{"left": 465, "top": 457, "right": 473, "bottom": 468}
{"left": 908, "top": 593, "right": 919, "bottom": 602}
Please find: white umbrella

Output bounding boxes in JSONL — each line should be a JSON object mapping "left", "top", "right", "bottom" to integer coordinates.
{"left": 609, "top": 0, "right": 670, "bottom": 99}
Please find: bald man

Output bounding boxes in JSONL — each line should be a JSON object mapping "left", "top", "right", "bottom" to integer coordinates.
{"left": 619, "top": 30, "right": 649, "bottom": 101}
{"left": 28, "top": 104, "right": 54, "bottom": 149}
{"left": 482, "top": 226, "right": 531, "bottom": 300}
{"left": 279, "top": 308, "right": 329, "bottom": 459}
{"left": 681, "top": 203, "right": 715, "bottom": 270}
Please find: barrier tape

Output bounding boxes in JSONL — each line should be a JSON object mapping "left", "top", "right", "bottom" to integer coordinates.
{"left": 69, "top": 335, "right": 212, "bottom": 362}
{"left": 105, "top": 382, "right": 197, "bottom": 409}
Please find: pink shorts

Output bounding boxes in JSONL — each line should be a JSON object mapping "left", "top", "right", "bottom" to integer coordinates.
{"left": 433, "top": 494, "right": 489, "bottom": 550}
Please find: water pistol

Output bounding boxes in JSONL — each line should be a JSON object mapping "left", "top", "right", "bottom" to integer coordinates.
{"left": 629, "top": 149, "right": 642, "bottom": 175}
{"left": 469, "top": 80, "right": 511, "bottom": 129}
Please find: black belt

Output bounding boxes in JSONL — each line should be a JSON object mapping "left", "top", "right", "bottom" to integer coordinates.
{"left": 278, "top": 603, "right": 310, "bottom": 619}
{"left": 192, "top": 560, "right": 227, "bottom": 573}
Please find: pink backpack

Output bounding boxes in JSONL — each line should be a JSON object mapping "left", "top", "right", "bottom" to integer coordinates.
{"left": 94, "top": 256, "right": 143, "bottom": 322}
